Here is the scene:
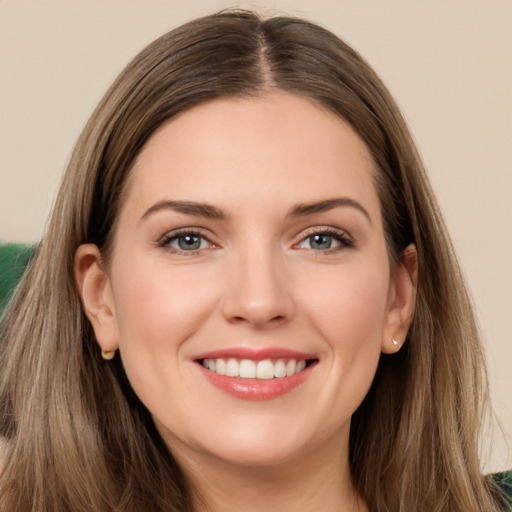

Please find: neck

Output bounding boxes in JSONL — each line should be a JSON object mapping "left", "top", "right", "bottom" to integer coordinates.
{"left": 173, "top": 434, "right": 368, "bottom": 512}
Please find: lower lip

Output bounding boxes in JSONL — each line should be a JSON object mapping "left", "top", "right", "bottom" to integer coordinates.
{"left": 198, "top": 363, "right": 316, "bottom": 401}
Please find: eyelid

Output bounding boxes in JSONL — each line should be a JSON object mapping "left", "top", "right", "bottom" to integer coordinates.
{"left": 296, "top": 225, "right": 353, "bottom": 241}
{"left": 159, "top": 227, "right": 218, "bottom": 254}
{"left": 293, "top": 226, "right": 354, "bottom": 251}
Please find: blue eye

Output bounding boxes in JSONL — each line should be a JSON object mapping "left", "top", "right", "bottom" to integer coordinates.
{"left": 175, "top": 234, "right": 202, "bottom": 251}
{"left": 307, "top": 234, "right": 335, "bottom": 250}
{"left": 162, "top": 232, "right": 212, "bottom": 252}
{"left": 297, "top": 230, "right": 351, "bottom": 252}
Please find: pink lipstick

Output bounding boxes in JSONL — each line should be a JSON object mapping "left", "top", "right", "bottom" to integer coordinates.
{"left": 194, "top": 347, "right": 318, "bottom": 401}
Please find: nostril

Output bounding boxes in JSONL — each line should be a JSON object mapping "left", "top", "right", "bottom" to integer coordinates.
{"left": 270, "top": 314, "right": 285, "bottom": 321}
{"left": 229, "top": 314, "right": 287, "bottom": 327}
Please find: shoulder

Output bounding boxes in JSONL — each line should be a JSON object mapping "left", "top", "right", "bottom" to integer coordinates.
{"left": 490, "top": 471, "right": 512, "bottom": 510}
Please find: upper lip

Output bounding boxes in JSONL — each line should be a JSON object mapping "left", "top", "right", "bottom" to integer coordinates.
{"left": 193, "top": 347, "right": 317, "bottom": 362}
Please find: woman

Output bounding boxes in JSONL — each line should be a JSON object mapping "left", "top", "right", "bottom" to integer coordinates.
{"left": 0, "top": 10, "right": 509, "bottom": 512}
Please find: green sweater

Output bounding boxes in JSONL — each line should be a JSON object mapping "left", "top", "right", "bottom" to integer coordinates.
{"left": 0, "top": 242, "right": 511, "bottom": 508}
{"left": 494, "top": 470, "right": 512, "bottom": 509}
{"left": 0, "top": 241, "right": 34, "bottom": 317}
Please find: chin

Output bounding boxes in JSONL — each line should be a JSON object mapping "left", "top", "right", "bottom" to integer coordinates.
{"left": 189, "top": 414, "right": 344, "bottom": 471}
{"left": 204, "top": 440, "right": 308, "bottom": 469}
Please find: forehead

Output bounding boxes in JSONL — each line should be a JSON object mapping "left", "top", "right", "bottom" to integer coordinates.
{"left": 121, "top": 92, "right": 380, "bottom": 221}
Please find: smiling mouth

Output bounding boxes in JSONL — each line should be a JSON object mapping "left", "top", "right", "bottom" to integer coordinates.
{"left": 198, "top": 358, "right": 318, "bottom": 379}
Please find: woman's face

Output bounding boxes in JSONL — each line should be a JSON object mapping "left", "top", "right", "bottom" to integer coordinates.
{"left": 80, "top": 92, "right": 415, "bottom": 471}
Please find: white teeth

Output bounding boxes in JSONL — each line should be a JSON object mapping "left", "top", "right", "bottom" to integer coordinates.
{"left": 256, "top": 360, "right": 274, "bottom": 380}
{"left": 239, "top": 359, "right": 256, "bottom": 378}
{"left": 215, "top": 358, "right": 226, "bottom": 375}
{"left": 296, "top": 360, "right": 306, "bottom": 373}
{"left": 274, "top": 359, "right": 287, "bottom": 378}
{"left": 286, "top": 359, "right": 296, "bottom": 376}
{"left": 225, "top": 358, "right": 239, "bottom": 377}
{"left": 201, "top": 357, "right": 311, "bottom": 379}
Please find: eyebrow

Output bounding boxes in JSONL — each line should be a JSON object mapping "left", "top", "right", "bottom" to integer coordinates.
{"left": 140, "top": 200, "right": 226, "bottom": 222}
{"left": 140, "top": 197, "right": 372, "bottom": 225}
{"left": 288, "top": 197, "right": 372, "bottom": 224}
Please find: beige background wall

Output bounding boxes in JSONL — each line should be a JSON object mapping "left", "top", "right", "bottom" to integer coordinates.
{"left": 1, "top": 1, "right": 510, "bottom": 472}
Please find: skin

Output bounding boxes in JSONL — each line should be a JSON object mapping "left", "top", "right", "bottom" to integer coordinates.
{"left": 76, "top": 92, "right": 417, "bottom": 511}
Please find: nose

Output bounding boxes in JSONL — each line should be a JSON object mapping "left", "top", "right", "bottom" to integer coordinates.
{"left": 221, "top": 245, "right": 295, "bottom": 329}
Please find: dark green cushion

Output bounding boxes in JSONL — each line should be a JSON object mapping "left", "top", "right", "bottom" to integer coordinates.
{"left": 0, "top": 242, "right": 34, "bottom": 317}
{"left": 492, "top": 470, "right": 512, "bottom": 509}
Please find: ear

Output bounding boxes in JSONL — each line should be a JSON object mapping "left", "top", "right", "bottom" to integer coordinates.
{"left": 74, "top": 244, "right": 119, "bottom": 353}
{"left": 382, "top": 244, "right": 418, "bottom": 354}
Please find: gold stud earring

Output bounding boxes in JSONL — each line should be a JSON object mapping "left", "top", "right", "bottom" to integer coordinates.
{"left": 101, "top": 349, "right": 116, "bottom": 360}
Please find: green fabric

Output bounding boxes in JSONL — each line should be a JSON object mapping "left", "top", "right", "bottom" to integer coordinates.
{"left": 0, "top": 242, "right": 34, "bottom": 317}
{"left": 492, "top": 470, "right": 512, "bottom": 510}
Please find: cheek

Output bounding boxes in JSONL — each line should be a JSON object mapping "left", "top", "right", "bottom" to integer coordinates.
{"left": 111, "top": 257, "right": 220, "bottom": 352}
{"left": 302, "top": 261, "right": 390, "bottom": 347}
{"left": 303, "top": 259, "right": 389, "bottom": 391}
{"left": 276, "top": 259, "right": 390, "bottom": 442}
{"left": 108, "top": 258, "right": 222, "bottom": 423}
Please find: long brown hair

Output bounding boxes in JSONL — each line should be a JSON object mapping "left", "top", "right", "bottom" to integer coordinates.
{"left": 0, "top": 10, "right": 506, "bottom": 511}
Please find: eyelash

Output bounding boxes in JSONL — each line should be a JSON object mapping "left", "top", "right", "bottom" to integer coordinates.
{"left": 159, "top": 226, "right": 353, "bottom": 256}
{"left": 159, "top": 229, "right": 215, "bottom": 255}
{"left": 294, "top": 227, "right": 353, "bottom": 254}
